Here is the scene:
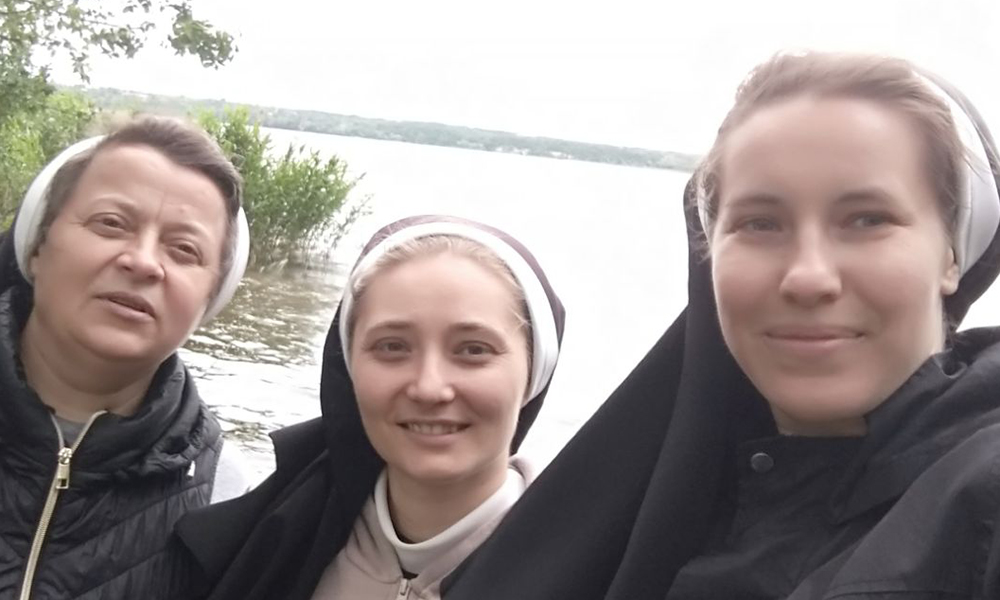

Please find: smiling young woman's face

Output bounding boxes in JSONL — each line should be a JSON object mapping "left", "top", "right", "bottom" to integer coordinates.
{"left": 710, "top": 96, "right": 960, "bottom": 436}
{"left": 349, "top": 251, "right": 530, "bottom": 495}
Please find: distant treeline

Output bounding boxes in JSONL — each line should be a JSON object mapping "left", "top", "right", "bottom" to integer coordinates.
{"left": 74, "top": 86, "right": 701, "bottom": 171}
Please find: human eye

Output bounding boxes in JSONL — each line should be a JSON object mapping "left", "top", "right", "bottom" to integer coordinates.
{"left": 168, "top": 240, "right": 204, "bottom": 265}
{"left": 370, "top": 339, "right": 409, "bottom": 360}
{"left": 87, "top": 213, "right": 128, "bottom": 235}
{"left": 845, "top": 212, "right": 894, "bottom": 229}
{"left": 732, "top": 216, "right": 782, "bottom": 234}
{"left": 455, "top": 341, "right": 497, "bottom": 363}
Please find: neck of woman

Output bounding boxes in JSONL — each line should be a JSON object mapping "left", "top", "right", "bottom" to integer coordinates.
{"left": 19, "top": 315, "right": 158, "bottom": 422}
{"left": 387, "top": 459, "right": 509, "bottom": 543}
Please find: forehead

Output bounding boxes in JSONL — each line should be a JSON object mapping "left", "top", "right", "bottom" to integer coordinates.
{"left": 355, "top": 253, "right": 522, "bottom": 325}
{"left": 71, "top": 144, "right": 227, "bottom": 219}
{"left": 720, "top": 96, "right": 929, "bottom": 205}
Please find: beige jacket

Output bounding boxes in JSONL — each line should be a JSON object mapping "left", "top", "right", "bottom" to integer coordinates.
{"left": 311, "top": 458, "right": 534, "bottom": 600}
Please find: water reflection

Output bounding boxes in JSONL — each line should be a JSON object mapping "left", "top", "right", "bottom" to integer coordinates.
{"left": 181, "top": 267, "right": 345, "bottom": 480}
{"left": 188, "top": 267, "right": 343, "bottom": 366}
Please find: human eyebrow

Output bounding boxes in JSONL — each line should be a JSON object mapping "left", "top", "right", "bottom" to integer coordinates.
{"left": 363, "top": 320, "right": 413, "bottom": 332}
{"left": 450, "top": 322, "right": 513, "bottom": 351}
{"left": 722, "top": 192, "right": 784, "bottom": 212}
{"left": 835, "top": 187, "right": 899, "bottom": 206}
{"left": 451, "top": 322, "right": 505, "bottom": 336}
{"left": 163, "top": 220, "right": 215, "bottom": 241}
{"left": 354, "top": 321, "right": 413, "bottom": 350}
{"left": 84, "top": 195, "right": 140, "bottom": 214}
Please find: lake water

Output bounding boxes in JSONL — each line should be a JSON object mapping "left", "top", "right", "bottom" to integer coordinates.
{"left": 182, "top": 128, "right": 1000, "bottom": 481}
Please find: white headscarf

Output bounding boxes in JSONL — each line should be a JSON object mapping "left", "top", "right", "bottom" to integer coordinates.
{"left": 12, "top": 136, "right": 250, "bottom": 324}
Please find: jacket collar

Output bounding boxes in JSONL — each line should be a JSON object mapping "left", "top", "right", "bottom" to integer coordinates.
{"left": 0, "top": 285, "right": 219, "bottom": 484}
{"left": 828, "top": 328, "right": 1000, "bottom": 523}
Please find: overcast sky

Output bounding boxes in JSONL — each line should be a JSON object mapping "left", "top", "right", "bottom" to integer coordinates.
{"left": 54, "top": 0, "right": 1000, "bottom": 153}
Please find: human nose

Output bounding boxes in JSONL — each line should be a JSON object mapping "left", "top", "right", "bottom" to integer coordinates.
{"left": 406, "top": 351, "right": 456, "bottom": 404}
{"left": 778, "top": 228, "right": 842, "bottom": 306}
{"left": 116, "top": 233, "right": 165, "bottom": 281}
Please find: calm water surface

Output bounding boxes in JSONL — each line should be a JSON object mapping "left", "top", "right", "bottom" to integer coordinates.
{"left": 183, "top": 129, "right": 1000, "bottom": 481}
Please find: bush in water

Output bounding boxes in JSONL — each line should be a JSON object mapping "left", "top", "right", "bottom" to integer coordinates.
{"left": 0, "top": 91, "right": 95, "bottom": 227}
{"left": 199, "top": 107, "right": 367, "bottom": 269}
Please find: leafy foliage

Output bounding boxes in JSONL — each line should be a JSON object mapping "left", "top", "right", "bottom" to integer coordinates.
{"left": 0, "top": 0, "right": 235, "bottom": 227}
{"left": 0, "top": 90, "right": 94, "bottom": 226}
{"left": 0, "top": 0, "right": 235, "bottom": 86}
{"left": 198, "top": 108, "right": 367, "bottom": 268}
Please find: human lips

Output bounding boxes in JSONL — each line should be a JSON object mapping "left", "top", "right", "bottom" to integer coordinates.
{"left": 764, "top": 325, "right": 863, "bottom": 341}
{"left": 98, "top": 291, "right": 156, "bottom": 318}
{"left": 398, "top": 420, "right": 470, "bottom": 436}
{"left": 763, "top": 325, "right": 863, "bottom": 355}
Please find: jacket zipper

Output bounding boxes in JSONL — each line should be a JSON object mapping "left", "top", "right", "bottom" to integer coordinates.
{"left": 17, "top": 411, "right": 106, "bottom": 600}
{"left": 397, "top": 577, "right": 411, "bottom": 598}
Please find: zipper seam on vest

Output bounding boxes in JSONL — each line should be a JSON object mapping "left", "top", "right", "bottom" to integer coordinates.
{"left": 17, "top": 411, "right": 106, "bottom": 600}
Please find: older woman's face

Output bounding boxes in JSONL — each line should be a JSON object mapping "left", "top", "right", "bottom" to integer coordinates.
{"left": 711, "top": 97, "right": 960, "bottom": 436}
{"left": 29, "top": 144, "right": 227, "bottom": 370}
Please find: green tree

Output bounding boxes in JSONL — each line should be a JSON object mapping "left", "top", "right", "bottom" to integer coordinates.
{"left": 1, "top": 0, "right": 234, "bottom": 118}
{"left": 0, "top": 0, "right": 235, "bottom": 223}
{"left": 199, "top": 108, "right": 368, "bottom": 268}
{"left": 0, "top": 0, "right": 235, "bottom": 78}
{"left": 0, "top": 90, "right": 94, "bottom": 225}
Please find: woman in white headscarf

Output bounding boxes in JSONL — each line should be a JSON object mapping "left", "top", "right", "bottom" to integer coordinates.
{"left": 0, "top": 116, "right": 251, "bottom": 600}
{"left": 178, "top": 214, "right": 566, "bottom": 600}
{"left": 443, "top": 52, "right": 1000, "bottom": 600}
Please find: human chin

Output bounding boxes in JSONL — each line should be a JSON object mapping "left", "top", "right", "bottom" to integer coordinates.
{"left": 390, "top": 452, "right": 477, "bottom": 486}
{"left": 75, "top": 321, "right": 177, "bottom": 365}
{"left": 759, "top": 372, "right": 879, "bottom": 436}
{"left": 394, "top": 436, "right": 503, "bottom": 487}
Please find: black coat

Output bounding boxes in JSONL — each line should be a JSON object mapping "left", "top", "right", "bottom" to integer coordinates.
{"left": 440, "top": 77, "right": 1000, "bottom": 599}
{"left": 665, "top": 328, "right": 1000, "bottom": 599}
{"left": 0, "top": 234, "right": 223, "bottom": 600}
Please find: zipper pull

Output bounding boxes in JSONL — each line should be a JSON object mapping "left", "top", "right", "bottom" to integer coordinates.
{"left": 397, "top": 578, "right": 411, "bottom": 597}
{"left": 55, "top": 447, "right": 73, "bottom": 490}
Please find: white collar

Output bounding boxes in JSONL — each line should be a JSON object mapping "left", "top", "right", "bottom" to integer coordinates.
{"left": 373, "top": 467, "right": 526, "bottom": 575}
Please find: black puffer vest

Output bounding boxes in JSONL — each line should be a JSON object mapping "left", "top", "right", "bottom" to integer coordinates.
{"left": 0, "top": 287, "right": 222, "bottom": 599}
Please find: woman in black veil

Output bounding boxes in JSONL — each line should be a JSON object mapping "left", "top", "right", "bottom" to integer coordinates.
{"left": 178, "top": 215, "right": 565, "bottom": 599}
{"left": 443, "top": 52, "right": 1000, "bottom": 599}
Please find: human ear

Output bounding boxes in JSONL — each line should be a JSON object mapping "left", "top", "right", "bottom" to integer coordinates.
{"left": 941, "top": 246, "right": 960, "bottom": 296}
{"left": 27, "top": 252, "right": 38, "bottom": 280}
